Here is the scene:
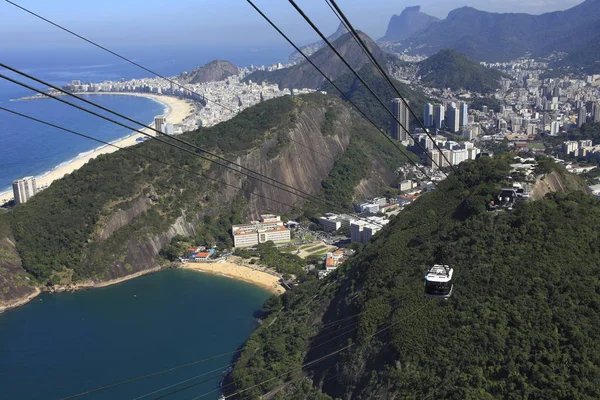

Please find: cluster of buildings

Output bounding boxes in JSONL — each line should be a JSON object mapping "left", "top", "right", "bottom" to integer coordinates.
{"left": 350, "top": 216, "right": 390, "bottom": 244}
{"left": 423, "top": 101, "right": 469, "bottom": 133}
{"left": 231, "top": 214, "right": 291, "bottom": 248}
{"left": 61, "top": 64, "right": 315, "bottom": 130}
{"left": 484, "top": 59, "right": 600, "bottom": 139}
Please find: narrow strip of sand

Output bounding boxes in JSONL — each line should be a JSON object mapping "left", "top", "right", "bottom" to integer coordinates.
{"left": 182, "top": 261, "right": 285, "bottom": 295}
{"left": 0, "top": 93, "right": 194, "bottom": 204}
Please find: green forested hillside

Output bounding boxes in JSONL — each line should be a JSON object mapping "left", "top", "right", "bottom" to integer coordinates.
{"left": 417, "top": 49, "right": 505, "bottom": 93}
{"left": 0, "top": 93, "right": 411, "bottom": 290}
{"left": 231, "top": 157, "right": 600, "bottom": 399}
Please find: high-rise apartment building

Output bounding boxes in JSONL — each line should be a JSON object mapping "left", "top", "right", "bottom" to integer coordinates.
{"left": 154, "top": 115, "right": 166, "bottom": 134}
{"left": 424, "top": 103, "right": 434, "bottom": 127}
{"left": 391, "top": 98, "right": 411, "bottom": 143}
{"left": 459, "top": 102, "right": 468, "bottom": 128}
{"left": 12, "top": 176, "right": 37, "bottom": 205}
{"left": 434, "top": 104, "right": 444, "bottom": 130}
{"left": 578, "top": 108, "right": 587, "bottom": 128}
{"left": 594, "top": 102, "right": 600, "bottom": 123}
{"left": 447, "top": 103, "right": 460, "bottom": 133}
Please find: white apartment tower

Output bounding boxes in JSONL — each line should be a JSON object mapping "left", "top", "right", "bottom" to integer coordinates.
{"left": 12, "top": 176, "right": 37, "bottom": 205}
{"left": 459, "top": 102, "right": 468, "bottom": 128}
{"left": 434, "top": 104, "right": 445, "bottom": 130}
{"left": 447, "top": 103, "right": 460, "bottom": 133}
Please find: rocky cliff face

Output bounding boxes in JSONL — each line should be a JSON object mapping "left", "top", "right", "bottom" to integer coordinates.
{"left": 179, "top": 60, "right": 239, "bottom": 84}
{"left": 530, "top": 170, "right": 590, "bottom": 201}
{"left": 380, "top": 6, "right": 439, "bottom": 42}
{"left": 0, "top": 224, "right": 38, "bottom": 311}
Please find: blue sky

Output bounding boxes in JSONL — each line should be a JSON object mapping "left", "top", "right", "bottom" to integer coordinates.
{"left": 0, "top": 0, "right": 585, "bottom": 50}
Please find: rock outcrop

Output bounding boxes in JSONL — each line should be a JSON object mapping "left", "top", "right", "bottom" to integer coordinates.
{"left": 380, "top": 6, "right": 439, "bottom": 42}
{"left": 0, "top": 235, "right": 38, "bottom": 311}
{"left": 179, "top": 60, "right": 239, "bottom": 84}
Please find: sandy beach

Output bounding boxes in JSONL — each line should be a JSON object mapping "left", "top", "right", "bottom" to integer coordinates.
{"left": 0, "top": 93, "right": 194, "bottom": 204}
{"left": 183, "top": 260, "right": 286, "bottom": 295}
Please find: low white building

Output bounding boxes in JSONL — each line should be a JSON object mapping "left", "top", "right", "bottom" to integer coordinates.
{"left": 232, "top": 214, "right": 291, "bottom": 248}
{"left": 350, "top": 217, "right": 389, "bottom": 244}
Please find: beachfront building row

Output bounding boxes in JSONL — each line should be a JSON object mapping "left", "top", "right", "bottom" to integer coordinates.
{"left": 232, "top": 214, "right": 291, "bottom": 248}
{"left": 12, "top": 176, "right": 37, "bottom": 205}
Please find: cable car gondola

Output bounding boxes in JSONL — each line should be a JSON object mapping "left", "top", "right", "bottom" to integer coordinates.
{"left": 424, "top": 264, "right": 454, "bottom": 300}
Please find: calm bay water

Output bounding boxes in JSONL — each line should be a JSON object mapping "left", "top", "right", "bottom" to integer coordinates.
{"left": 0, "top": 269, "right": 271, "bottom": 400}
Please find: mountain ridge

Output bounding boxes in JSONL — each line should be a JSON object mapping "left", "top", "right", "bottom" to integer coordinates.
{"left": 245, "top": 31, "right": 389, "bottom": 90}
{"left": 382, "top": 0, "right": 600, "bottom": 66}
{"left": 380, "top": 5, "right": 439, "bottom": 42}
{"left": 288, "top": 22, "right": 349, "bottom": 64}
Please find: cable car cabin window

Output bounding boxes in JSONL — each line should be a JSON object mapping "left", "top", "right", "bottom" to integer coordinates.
{"left": 425, "top": 280, "right": 452, "bottom": 295}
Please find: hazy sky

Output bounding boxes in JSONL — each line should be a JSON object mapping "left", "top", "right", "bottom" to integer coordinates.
{"left": 0, "top": 0, "right": 585, "bottom": 50}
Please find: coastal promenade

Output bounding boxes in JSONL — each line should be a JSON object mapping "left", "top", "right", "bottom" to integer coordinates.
{"left": 0, "top": 93, "right": 193, "bottom": 205}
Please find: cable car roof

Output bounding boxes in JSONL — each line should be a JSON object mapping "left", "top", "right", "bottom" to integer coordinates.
{"left": 425, "top": 265, "right": 453, "bottom": 282}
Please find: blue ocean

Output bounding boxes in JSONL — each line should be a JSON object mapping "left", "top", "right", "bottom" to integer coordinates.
{"left": 0, "top": 269, "right": 271, "bottom": 400}
{"left": 0, "top": 44, "right": 292, "bottom": 193}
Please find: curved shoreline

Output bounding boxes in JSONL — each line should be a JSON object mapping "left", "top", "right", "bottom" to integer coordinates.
{"left": 182, "top": 261, "right": 285, "bottom": 295}
{"left": 0, "top": 93, "right": 194, "bottom": 204}
{"left": 0, "top": 261, "right": 283, "bottom": 313}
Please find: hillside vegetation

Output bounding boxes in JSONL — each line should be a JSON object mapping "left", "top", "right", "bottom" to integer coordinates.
{"left": 231, "top": 157, "right": 600, "bottom": 399}
{"left": 417, "top": 49, "right": 505, "bottom": 93}
{"left": 0, "top": 93, "right": 411, "bottom": 298}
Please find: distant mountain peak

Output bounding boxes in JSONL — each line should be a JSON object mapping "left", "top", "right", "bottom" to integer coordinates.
{"left": 178, "top": 60, "right": 239, "bottom": 85}
{"left": 383, "top": 0, "right": 600, "bottom": 66}
{"left": 380, "top": 5, "right": 440, "bottom": 42}
{"left": 288, "top": 22, "right": 349, "bottom": 64}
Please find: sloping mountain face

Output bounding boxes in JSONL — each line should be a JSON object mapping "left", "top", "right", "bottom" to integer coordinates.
{"left": 230, "top": 157, "right": 600, "bottom": 399}
{"left": 417, "top": 49, "right": 505, "bottom": 93}
{"left": 245, "top": 32, "right": 390, "bottom": 90}
{"left": 0, "top": 217, "right": 38, "bottom": 312}
{"left": 380, "top": 5, "right": 439, "bottom": 42}
{"left": 0, "top": 94, "right": 412, "bottom": 307}
{"left": 386, "top": 0, "right": 600, "bottom": 64}
{"left": 547, "top": 19, "right": 600, "bottom": 74}
{"left": 288, "top": 23, "right": 349, "bottom": 64}
{"left": 321, "top": 63, "right": 430, "bottom": 133}
{"left": 178, "top": 60, "right": 239, "bottom": 84}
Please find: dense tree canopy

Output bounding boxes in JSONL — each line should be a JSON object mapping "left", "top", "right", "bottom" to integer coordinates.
{"left": 231, "top": 157, "right": 600, "bottom": 399}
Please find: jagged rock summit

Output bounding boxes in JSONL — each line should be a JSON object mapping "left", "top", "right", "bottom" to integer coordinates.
{"left": 380, "top": 5, "right": 439, "bottom": 42}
